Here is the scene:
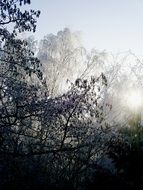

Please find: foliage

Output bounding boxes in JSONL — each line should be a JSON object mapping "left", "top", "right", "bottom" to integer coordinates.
{"left": 37, "top": 28, "right": 86, "bottom": 96}
{"left": 0, "top": 0, "right": 40, "bottom": 33}
{"left": 1, "top": 1, "right": 143, "bottom": 190}
{"left": 0, "top": 1, "right": 117, "bottom": 189}
{"left": 106, "top": 124, "right": 143, "bottom": 189}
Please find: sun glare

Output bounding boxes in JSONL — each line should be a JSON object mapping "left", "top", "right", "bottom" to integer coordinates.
{"left": 126, "top": 90, "right": 143, "bottom": 111}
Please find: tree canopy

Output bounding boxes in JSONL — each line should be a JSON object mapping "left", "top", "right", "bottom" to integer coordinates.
{"left": 0, "top": 1, "right": 143, "bottom": 190}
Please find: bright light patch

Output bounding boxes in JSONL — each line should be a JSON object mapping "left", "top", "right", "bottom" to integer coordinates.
{"left": 126, "top": 90, "right": 143, "bottom": 111}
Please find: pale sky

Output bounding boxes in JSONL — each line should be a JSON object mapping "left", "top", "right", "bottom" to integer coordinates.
{"left": 28, "top": 0, "right": 143, "bottom": 55}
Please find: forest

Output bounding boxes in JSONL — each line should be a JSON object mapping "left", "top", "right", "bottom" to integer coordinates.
{"left": 0, "top": 0, "right": 143, "bottom": 189}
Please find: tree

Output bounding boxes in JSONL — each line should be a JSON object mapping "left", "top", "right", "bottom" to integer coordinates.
{"left": 0, "top": 0, "right": 40, "bottom": 32}
{"left": 0, "top": 2, "right": 118, "bottom": 189}
{"left": 0, "top": 1, "right": 47, "bottom": 188}
{"left": 38, "top": 28, "right": 87, "bottom": 97}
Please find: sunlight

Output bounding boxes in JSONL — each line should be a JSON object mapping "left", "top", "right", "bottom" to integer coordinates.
{"left": 126, "top": 90, "right": 143, "bottom": 111}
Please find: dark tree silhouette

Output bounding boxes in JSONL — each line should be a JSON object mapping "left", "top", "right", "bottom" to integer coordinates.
{"left": 0, "top": 1, "right": 125, "bottom": 190}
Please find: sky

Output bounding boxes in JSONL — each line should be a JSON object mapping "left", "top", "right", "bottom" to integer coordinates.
{"left": 28, "top": 0, "right": 143, "bottom": 55}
